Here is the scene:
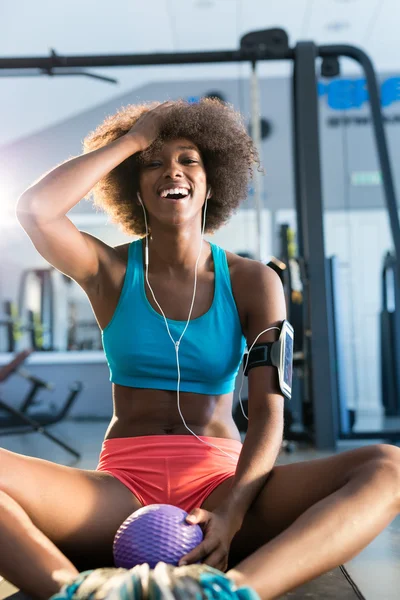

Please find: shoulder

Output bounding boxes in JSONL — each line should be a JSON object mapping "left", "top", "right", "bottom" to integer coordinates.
{"left": 226, "top": 250, "right": 283, "bottom": 301}
{"left": 223, "top": 249, "right": 286, "bottom": 339}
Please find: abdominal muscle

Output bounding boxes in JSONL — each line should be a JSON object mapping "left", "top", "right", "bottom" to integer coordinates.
{"left": 104, "top": 385, "right": 242, "bottom": 442}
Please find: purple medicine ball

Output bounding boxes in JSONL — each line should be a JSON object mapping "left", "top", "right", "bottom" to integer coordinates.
{"left": 113, "top": 504, "right": 204, "bottom": 569}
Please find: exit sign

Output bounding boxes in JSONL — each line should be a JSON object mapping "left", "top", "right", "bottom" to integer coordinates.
{"left": 351, "top": 171, "right": 382, "bottom": 186}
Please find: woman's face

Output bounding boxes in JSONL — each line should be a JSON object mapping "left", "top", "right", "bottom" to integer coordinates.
{"left": 137, "top": 138, "right": 209, "bottom": 230}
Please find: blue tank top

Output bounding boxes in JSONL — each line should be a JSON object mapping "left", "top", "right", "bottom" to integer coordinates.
{"left": 101, "top": 238, "right": 246, "bottom": 395}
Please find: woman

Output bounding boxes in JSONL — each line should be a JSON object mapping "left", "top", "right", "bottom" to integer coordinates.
{"left": 7, "top": 98, "right": 400, "bottom": 600}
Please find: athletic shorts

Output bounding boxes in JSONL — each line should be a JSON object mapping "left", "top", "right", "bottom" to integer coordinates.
{"left": 96, "top": 434, "right": 242, "bottom": 513}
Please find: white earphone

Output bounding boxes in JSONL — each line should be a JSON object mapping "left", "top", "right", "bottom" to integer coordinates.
{"left": 136, "top": 187, "right": 276, "bottom": 459}
{"left": 136, "top": 187, "right": 241, "bottom": 460}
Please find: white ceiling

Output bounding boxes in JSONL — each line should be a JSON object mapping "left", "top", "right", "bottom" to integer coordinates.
{"left": 0, "top": 0, "right": 399, "bottom": 147}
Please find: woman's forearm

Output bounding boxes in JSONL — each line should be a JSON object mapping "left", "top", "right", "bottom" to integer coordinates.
{"left": 16, "top": 134, "right": 140, "bottom": 222}
{"left": 216, "top": 409, "right": 284, "bottom": 530}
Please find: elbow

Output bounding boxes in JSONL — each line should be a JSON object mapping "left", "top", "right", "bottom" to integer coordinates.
{"left": 16, "top": 193, "right": 37, "bottom": 220}
{"left": 16, "top": 193, "right": 48, "bottom": 226}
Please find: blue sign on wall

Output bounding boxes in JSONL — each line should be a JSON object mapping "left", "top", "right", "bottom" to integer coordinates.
{"left": 187, "top": 96, "right": 201, "bottom": 104}
{"left": 318, "top": 77, "right": 400, "bottom": 110}
{"left": 187, "top": 77, "right": 400, "bottom": 113}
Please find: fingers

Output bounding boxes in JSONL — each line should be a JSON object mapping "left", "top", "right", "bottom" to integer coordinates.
{"left": 129, "top": 101, "right": 176, "bottom": 149}
{"left": 185, "top": 508, "right": 209, "bottom": 524}
{"left": 150, "top": 100, "right": 174, "bottom": 115}
{"left": 203, "top": 548, "right": 228, "bottom": 572}
{"left": 179, "top": 540, "right": 228, "bottom": 571}
{"left": 136, "top": 101, "right": 173, "bottom": 124}
{"left": 179, "top": 538, "right": 218, "bottom": 566}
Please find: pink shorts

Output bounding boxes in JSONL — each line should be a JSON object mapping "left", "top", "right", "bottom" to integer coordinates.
{"left": 96, "top": 435, "right": 241, "bottom": 513}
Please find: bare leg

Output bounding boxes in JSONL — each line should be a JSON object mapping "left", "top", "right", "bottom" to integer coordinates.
{"left": 0, "top": 490, "right": 78, "bottom": 599}
{"left": 0, "top": 449, "right": 141, "bottom": 600}
{"left": 228, "top": 458, "right": 399, "bottom": 599}
{"left": 204, "top": 444, "right": 400, "bottom": 600}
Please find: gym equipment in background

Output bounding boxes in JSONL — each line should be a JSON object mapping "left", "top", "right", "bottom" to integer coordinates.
{"left": 380, "top": 251, "right": 400, "bottom": 416}
{"left": 0, "top": 300, "right": 45, "bottom": 352}
{"left": 16, "top": 267, "right": 99, "bottom": 352}
{"left": 267, "top": 226, "right": 310, "bottom": 445}
{"left": 0, "top": 300, "right": 22, "bottom": 352}
{"left": 271, "top": 226, "right": 355, "bottom": 445}
{"left": 0, "top": 350, "right": 82, "bottom": 458}
{"left": 18, "top": 268, "right": 55, "bottom": 351}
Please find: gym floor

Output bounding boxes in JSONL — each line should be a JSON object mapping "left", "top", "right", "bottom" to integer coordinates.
{"left": 0, "top": 422, "right": 399, "bottom": 600}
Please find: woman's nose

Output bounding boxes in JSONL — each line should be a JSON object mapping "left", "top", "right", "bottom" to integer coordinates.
{"left": 163, "top": 162, "right": 183, "bottom": 178}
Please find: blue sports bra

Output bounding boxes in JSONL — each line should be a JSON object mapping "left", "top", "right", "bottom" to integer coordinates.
{"left": 101, "top": 238, "right": 246, "bottom": 395}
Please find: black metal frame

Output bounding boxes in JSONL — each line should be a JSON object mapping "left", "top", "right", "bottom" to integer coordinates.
{"left": 2, "top": 32, "right": 399, "bottom": 449}
{"left": 380, "top": 253, "right": 400, "bottom": 417}
{"left": 292, "top": 42, "right": 338, "bottom": 449}
{"left": 0, "top": 370, "right": 82, "bottom": 458}
{"left": 316, "top": 45, "right": 400, "bottom": 444}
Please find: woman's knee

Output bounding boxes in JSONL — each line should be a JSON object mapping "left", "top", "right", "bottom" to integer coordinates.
{"left": 351, "top": 443, "right": 400, "bottom": 471}
{"left": 349, "top": 444, "right": 400, "bottom": 505}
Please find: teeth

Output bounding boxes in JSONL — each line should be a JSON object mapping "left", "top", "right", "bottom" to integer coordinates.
{"left": 160, "top": 187, "right": 190, "bottom": 198}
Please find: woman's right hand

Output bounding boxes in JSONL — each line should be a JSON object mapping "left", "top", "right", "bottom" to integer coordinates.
{"left": 125, "top": 101, "right": 175, "bottom": 152}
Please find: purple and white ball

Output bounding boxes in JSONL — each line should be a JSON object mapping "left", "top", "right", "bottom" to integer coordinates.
{"left": 113, "top": 504, "right": 204, "bottom": 569}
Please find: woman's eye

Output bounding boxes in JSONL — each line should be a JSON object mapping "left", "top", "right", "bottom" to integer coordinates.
{"left": 183, "top": 158, "right": 197, "bottom": 164}
{"left": 145, "top": 161, "right": 161, "bottom": 168}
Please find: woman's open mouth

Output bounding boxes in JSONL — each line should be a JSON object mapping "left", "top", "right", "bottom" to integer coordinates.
{"left": 159, "top": 187, "right": 191, "bottom": 202}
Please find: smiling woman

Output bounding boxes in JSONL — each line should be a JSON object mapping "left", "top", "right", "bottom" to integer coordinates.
{"left": 82, "top": 99, "right": 259, "bottom": 236}
{"left": 9, "top": 96, "right": 400, "bottom": 600}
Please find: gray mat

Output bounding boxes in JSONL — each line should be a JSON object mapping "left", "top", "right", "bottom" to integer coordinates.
{"left": 281, "top": 566, "right": 365, "bottom": 599}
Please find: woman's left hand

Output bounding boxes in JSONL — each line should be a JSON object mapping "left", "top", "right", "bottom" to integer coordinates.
{"left": 178, "top": 508, "right": 238, "bottom": 572}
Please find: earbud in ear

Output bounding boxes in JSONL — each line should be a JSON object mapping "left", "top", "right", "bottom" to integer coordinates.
{"left": 206, "top": 187, "right": 212, "bottom": 200}
{"left": 137, "top": 192, "right": 143, "bottom": 205}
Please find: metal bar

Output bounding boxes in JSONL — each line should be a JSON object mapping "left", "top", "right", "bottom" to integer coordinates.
{"left": 319, "top": 44, "right": 400, "bottom": 291}
{"left": 327, "top": 256, "right": 350, "bottom": 434}
{"left": 0, "top": 48, "right": 295, "bottom": 71}
{"left": 250, "top": 61, "right": 263, "bottom": 261}
{"left": 292, "top": 41, "right": 337, "bottom": 450}
{"left": 318, "top": 44, "right": 400, "bottom": 441}
{"left": 19, "top": 382, "right": 41, "bottom": 413}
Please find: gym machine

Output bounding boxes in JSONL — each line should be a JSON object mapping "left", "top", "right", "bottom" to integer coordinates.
{"left": 0, "top": 350, "right": 82, "bottom": 458}
{"left": 0, "top": 300, "right": 45, "bottom": 353}
{"left": 380, "top": 252, "right": 400, "bottom": 417}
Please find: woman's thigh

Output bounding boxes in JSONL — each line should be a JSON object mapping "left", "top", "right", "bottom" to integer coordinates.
{"left": 0, "top": 447, "right": 142, "bottom": 569}
{"left": 203, "top": 444, "right": 399, "bottom": 566}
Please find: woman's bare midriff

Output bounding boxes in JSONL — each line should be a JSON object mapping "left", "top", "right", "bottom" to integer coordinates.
{"left": 104, "top": 385, "right": 242, "bottom": 442}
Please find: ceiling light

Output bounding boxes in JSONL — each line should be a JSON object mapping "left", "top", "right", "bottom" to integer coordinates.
{"left": 195, "top": 0, "right": 215, "bottom": 7}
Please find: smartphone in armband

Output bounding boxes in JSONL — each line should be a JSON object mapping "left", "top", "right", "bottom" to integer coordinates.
{"left": 243, "top": 320, "right": 294, "bottom": 400}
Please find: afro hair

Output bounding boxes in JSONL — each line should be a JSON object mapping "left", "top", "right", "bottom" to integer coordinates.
{"left": 83, "top": 98, "right": 259, "bottom": 236}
